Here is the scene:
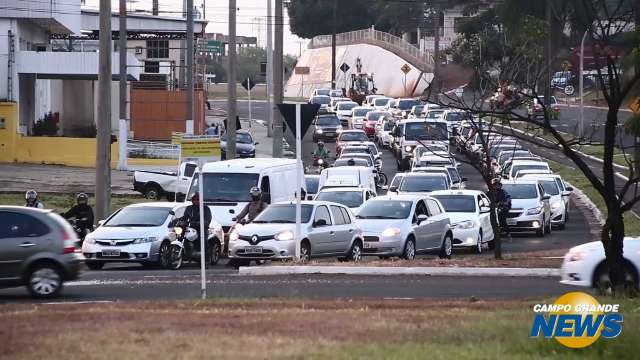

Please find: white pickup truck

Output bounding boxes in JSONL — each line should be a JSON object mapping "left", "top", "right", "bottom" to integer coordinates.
{"left": 133, "top": 162, "right": 197, "bottom": 201}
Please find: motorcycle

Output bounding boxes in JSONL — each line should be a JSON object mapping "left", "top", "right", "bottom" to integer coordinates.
{"left": 166, "top": 222, "right": 220, "bottom": 270}
{"left": 67, "top": 217, "right": 91, "bottom": 247}
{"left": 306, "top": 154, "right": 330, "bottom": 174}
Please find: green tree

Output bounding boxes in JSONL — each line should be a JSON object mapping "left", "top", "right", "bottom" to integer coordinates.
{"left": 287, "top": 0, "right": 375, "bottom": 38}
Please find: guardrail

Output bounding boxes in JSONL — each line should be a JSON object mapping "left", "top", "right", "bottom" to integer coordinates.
{"left": 308, "top": 28, "right": 433, "bottom": 72}
{"left": 128, "top": 140, "right": 179, "bottom": 160}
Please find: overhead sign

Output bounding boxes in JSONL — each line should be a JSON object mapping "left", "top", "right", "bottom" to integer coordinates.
{"left": 180, "top": 135, "right": 221, "bottom": 159}
{"left": 630, "top": 97, "right": 640, "bottom": 114}
{"left": 295, "top": 66, "right": 310, "bottom": 75}
{"left": 340, "top": 63, "right": 350, "bottom": 73}
{"left": 400, "top": 63, "right": 412, "bottom": 74}
{"left": 197, "top": 40, "right": 224, "bottom": 54}
{"left": 277, "top": 104, "right": 321, "bottom": 137}
{"left": 241, "top": 78, "right": 256, "bottom": 91}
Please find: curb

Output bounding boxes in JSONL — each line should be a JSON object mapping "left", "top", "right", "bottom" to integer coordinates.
{"left": 238, "top": 266, "right": 561, "bottom": 277}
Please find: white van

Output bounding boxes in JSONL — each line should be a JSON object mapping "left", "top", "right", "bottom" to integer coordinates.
{"left": 318, "top": 166, "right": 376, "bottom": 194}
{"left": 392, "top": 118, "right": 449, "bottom": 171}
{"left": 186, "top": 158, "right": 304, "bottom": 233}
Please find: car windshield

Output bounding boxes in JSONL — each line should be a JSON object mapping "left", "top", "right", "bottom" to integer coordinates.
{"left": 502, "top": 184, "right": 538, "bottom": 199}
{"left": 447, "top": 168, "right": 461, "bottom": 183}
{"left": 104, "top": 207, "right": 170, "bottom": 227}
{"left": 374, "top": 98, "right": 390, "bottom": 106}
{"left": 400, "top": 176, "right": 448, "bottom": 192}
{"left": 500, "top": 151, "right": 530, "bottom": 163}
{"left": 337, "top": 103, "right": 357, "bottom": 111}
{"left": 383, "top": 122, "right": 392, "bottom": 130}
{"left": 312, "top": 96, "right": 331, "bottom": 104}
{"left": 305, "top": 177, "right": 319, "bottom": 194}
{"left": 330, "top": 90, "right": 343, "bottom": 97}
{"left": 412, "top": 105, "right": 425, "bottom": 115}
{"left": 432, "top": 195, "right": 476, "bottom": 213}
{"left": 445, "top": 112, "right": 467, "bottom": 122}
{"left": 343, "top": 155, "right": 372, "bottom": 166}
{"left": 398, "top": 99, "right": 419, "bottom": 110}
{"left": 221, "top": 132, "right": 253, "bottom": 144}
{"left": 253, "top": 204, "right": 313, "bottom": 224}
{"left": 342, "top": 147, "right": 369, "bottom": 154}
{"left": 539, "top": 180, "right": 560, "bottom": 195}
{"left": 316, "top": 116, "right": 340, "bottom": 126}
{"left": 357, "top": 200, "right": 413, "bottom": 219}
{"left": 316, "top": 191, "right": 364, "bottom": 208}
{"left": 353, "top": 108, "right": 371, "bottom": 117}
{"left": 334, "top": 159, "right": 369, "bottom": 167}
{"left": 425, "top": 110, "right": 446, "bottom": 119}
{"left": 367, "top": 144, "right": 378, "bottom": 155}
{"left": 536, "top": 96, "right": 557, "bottom": 105}
{"left": 339, "top": 132, "right": 368, "bottom": 142}
{"left": 404, "top": 122, "right": 448, "bottom": 141}
{"left": 190, "top": 173, "right": 259, "bottom": 202}
{"left": 511, "top": 164, "right": 548, "bottom": 176}
{"left": 315, "top": 89, "right": 331, "bottom": 96}
{"left": 390, "top": 175, "right": 404, "bottom": 188}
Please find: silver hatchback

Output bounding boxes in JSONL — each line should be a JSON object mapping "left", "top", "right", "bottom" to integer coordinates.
{"left": 0, "top": 206, "right": 82, "bottom": 298}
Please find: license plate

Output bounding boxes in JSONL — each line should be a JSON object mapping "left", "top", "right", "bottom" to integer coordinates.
{"left": 325, "top": 132, "right": 335, "bottom": 137}
{"left": 102, "top": 249, "right": 121, "bottom": 257}
{"left": 244, "top": 246, "right": 263, "bottom": 254}
{"left": 363, "top": 242, "right": 373, "bottom": 249}
{"left": 507, "top": 219, "right": 517, "bottom": 226}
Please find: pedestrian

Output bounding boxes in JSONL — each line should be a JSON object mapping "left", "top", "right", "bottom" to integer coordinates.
{"left": 236, "top": 115, "right": 242, "bottom": 130}
{"left": 205, "top": 123, "right": 218, "bottom": 136}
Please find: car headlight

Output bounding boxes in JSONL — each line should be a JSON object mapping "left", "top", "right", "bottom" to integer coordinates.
{"left": 454, "top": 220, "right": 476, "bottom": 229}
{"left": 316, "top": 129, "right": 323, "bottom": 134}
{"left": 402, "top": 111, "right": 407, "bottom": 116}
{"left": 336, "top": 128, "right": 343, "bottom": 133}
{"left": 404, "top": 145, "right": 413, "bottom": 152}
{"left": 526, "top": 207, "right": 543, "bottom": 215}
{"left": 568, "top": 251, "right": 586, "bottom": 262}
{"left": 551, "top": 202, "right": 562, "bottom": 210}
{"left": 381, "top": 227, "right": 401, "bottom": 237}
{"left": 229, "top": 230, "right": 239, "bottom": 241}
{"left": 317, "top": 159, "right": 324, "bottom": 165}
{"left": 85, "top": 236, "right": 95, "bottom": 244}
{"left": 133, "top": 237, "right": 157, "bottom": 244}
{"left": 173, "top": 227, "right": 183, "bottom": 235}
{"left": 274, "top": 230, "right": 294, "bottom": 241}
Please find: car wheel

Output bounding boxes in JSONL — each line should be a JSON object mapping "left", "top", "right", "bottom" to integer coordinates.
{"left": 144, "top": 184, "right": 162, "bottom": 200}
{"left": 565, "top": 209, "right": 570, "bottom": 222}
{"left": 401, "top": 238, "right": 415, "bottom": 260}
{"left": 438, "top": 233, "right": 453, "bottom": 259}
{"left": 593, "top": 261, "right": 639, "bottom": 295}
{"left": 473, "top": 232, "right": 483, "bottom": 254}
{"left": 347, "top": 240, "right": 363, "bottom": 262}
{"left": 86, "top": 261, "right": 104, "bottom": 270}
{"left": 159, "top": 241, "right": 171, "bottom": 268}
{"left": 545, "top": 217, "right": 552, "bottom": 234}
{"left": 300, "top": 240, "right": 311, "bottom": 262}
{"left": 209, "top": 240, "right": 221, "bottom": 266}
{"left": 488, "top": 239, "right": 495, "bottom": 250}
{"left": 27, "top": 263, "right": 63, "bottom": 299}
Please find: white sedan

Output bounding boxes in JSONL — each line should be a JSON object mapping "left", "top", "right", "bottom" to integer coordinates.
{"left": 561, "top": 237, "right": 640, "bottom": 291}
{"left": 430, "top": 190, "right": 495, "bottom": 254}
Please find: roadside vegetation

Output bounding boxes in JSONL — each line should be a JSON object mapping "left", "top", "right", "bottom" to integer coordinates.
{"left": 1, "top": 298, "right": 638, "bottom": 359}
{"left": 0, "top": 193, "right": 147, "bottom": 214}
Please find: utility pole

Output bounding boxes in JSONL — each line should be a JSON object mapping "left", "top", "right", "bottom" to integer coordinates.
{"left": 152, "top": 0, "right": 158, "bottom": 15}
{"left": 272, "top": 0, "right": 284, "bottom": 157}
{"left": 96, "top": 0, "right": 112, "bottom": 222}
{"left": 227, "top": 0, "right": 238, "bottom": 159}
{"left": 186, "top": 0, "right": 194, "bottom": 134}
{"left": 266, "top": 0, "right": 273, "bottom": 137}
{"left": 118, "top": 0, "right": 128, "bottom": 171}
{"left": 634, "top": 0, "right": 640, "bottom": 190}
{"left": 543, "top": 0, "right": 552, "bottom": 109}
{"left": 431, "top": 5, "right": 441, "bottom": 100}
{"left": 331, "top": 0, "right": 337, "bottom": 89}
{"left": 179, "top": 0, "right": 186, "bottom": 90}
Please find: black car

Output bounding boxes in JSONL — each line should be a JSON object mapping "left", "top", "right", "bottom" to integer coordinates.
{"left": 220, "top": 130, "right": 258, "bottom": 159}
{"left": 312, "top": 114, "right": 342, "bottom": 142}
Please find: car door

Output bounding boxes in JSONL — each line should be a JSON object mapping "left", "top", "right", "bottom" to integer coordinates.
{"left": 306, "top": 205, "right": 334, "bottom": 256}
{"left": 0, "top": 211, "right": 51, "bottom": 281}
{"left": 477, "top": 195, "right": 493, "bottom": 240}
{"left": 178, "top": 163, "right": 197, "bottom": 195}
{"left": 329, "top": 205, "right": 350, "bottom": 254}
{"left": 411, "top": 200, "right": 430, "bottom": 251}
{"left": 425, "top": 199, "right": 449, "bottom": 249}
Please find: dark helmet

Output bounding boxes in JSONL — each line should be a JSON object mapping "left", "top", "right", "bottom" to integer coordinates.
{"left": 191, "top": 193, "right": 200, "bottom": 202}
{"left": 249, "top": 187, "right": 261, "bottom": 201}
{"left": 25, "top": 190, "right": 38, "bottom": 202}
{"left": 76, "top": 192, "right": 89, "bottom": 204}
{"left": 347, "top": 158, "right": 356, "bottom": 166}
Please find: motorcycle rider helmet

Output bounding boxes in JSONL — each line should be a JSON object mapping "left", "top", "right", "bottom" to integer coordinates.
{"left": 76, "top": 192, "right": 89, "bottom": 205}
{"left": 347, "top": 158, "right": 356, "bottom": 166}
{"left": 317, "top": 141, "right": 325, "bottom": 148}
{"left": 249, "top": 187, "right": 262, "bottom": 201}
{"left": 191, "top": 192, "right": 200, "bottom": 204}
{"left": 25, "top": 190, "right": 38, "bottom": 203}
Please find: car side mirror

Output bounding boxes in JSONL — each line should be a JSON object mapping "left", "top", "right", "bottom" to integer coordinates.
{"left": 254, "top": 142, "right": 259, "bottom": 145}
{"left": 97, "top": 220, "right": 105, "bottom": 226}
{"left": 565, "top": 186, "right": 573, "bottom": 192}
{"left": 461, "top": 177, "right": 468, "bottom": 182}
{"left": 313, "top": 219, "right": 327, "bottom": 227}
{"left": 416, "top": 214, "right": 428, "bottom": 224}
{"left": 388, "top": 186, "right": 398, "bottom": 192}
{"left": 169, "top": 210, "right": 175, "bottom": 216}
{"left": 480, "top": 206, "right": 490, "bottom": 214}
{"left": 542, "top": 194, "right": 551, "bottom": 201}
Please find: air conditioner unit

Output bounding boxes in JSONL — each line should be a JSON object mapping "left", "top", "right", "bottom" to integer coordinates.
{"left": 135, "top": 46, "right": 143, "bottom": 55}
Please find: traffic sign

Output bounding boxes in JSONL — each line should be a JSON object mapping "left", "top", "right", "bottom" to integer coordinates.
{"left": 277, "top": 104, "right": 321, "bottom": 137}
{"left": 340, "top": 63, "right": 350, "bottom": 73}
{"left": 400, "top": 63, "right": 412, "bottom": 74}
{"left": 197, "top": 40, "right": 224, "bottom": 54}
{"left": 295, "top": 66, "right": 310, "bottom": 75}
{"left": 630, "top": 97, "right": 640, "bottom": 113}
{"left": 241, "top": 78, "right": 256, "bottom": 91}
{"left": 180, "top": 136, "right": 221, "bottom": 159}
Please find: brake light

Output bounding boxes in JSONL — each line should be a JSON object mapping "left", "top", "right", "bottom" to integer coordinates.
{"left": 61, "top": 228, "right": 77, "bottom": 254}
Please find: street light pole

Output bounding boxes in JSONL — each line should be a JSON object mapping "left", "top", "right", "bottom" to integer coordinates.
{"left": 579, "top": 29, "right": 588, "bottom": 140}
{"left": 118, "top": 0, "right": 128, "bottom": 171}
{"left": 227, "top": 0, "right": 237, "bottom": 159}
{"left": 186, "top": 0, "right": 194, "bottom": 135}
{"left": 272, "top": 0, "right": 284, "bottom": 157}
{"left": 266, "top": 0, "right": 273, "bottom": 137}
{"left": 96, "top": 0, "right": 112, "bottom": 223}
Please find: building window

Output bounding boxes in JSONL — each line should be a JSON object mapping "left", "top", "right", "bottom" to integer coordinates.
{"left": 146, "top": 39, "right": 169, "bottom": 59}
{"left": 144, "top": 61, "right": 160, "bottom": 73}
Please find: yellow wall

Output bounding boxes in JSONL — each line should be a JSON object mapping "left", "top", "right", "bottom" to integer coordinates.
{"left": 0, "top": 102, "right": 120, "bottom": 168}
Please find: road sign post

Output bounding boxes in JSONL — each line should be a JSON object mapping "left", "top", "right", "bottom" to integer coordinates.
{"left": 241, "top": 78, "right": 256, "bottom": 128}
{"left": 179, "top": 135, "right": 220, "bottom": 299}
{"left": 401, "top": 64, "right": 412, "bottom": 97}
{"left": 295, "top": 67, "right": 310, "bottom": 98}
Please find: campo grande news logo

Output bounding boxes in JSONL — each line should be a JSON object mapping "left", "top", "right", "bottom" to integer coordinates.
{"left": 530, "top": 292, "right": 623, "bottom": 348}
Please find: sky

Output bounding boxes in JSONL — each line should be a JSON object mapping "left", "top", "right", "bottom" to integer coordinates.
{"left": 84, "top": 0, "right": 308, "bottom": 56}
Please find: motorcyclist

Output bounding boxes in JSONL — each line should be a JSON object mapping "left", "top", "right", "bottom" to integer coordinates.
{"left": 491, "top": 178, "right": 512, "bottom": 237}
{"left": 178, "top": 193, "right": 212, "bottom": 246}
{"left": 233, "top": 187, "right": 268, "bottom": 224}
{"left": 313, "top": 141, "right": 329, "bottom": 160}
{"left": 63, "top": 193, "right": 94, "bottom": 233}
{"left": 25, "top": 190, "right": 44, "bottom": 209}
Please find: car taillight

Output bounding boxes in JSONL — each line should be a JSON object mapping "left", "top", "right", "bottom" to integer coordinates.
{"left": 61, "top": 228, "right": 77, "bottom": 254}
